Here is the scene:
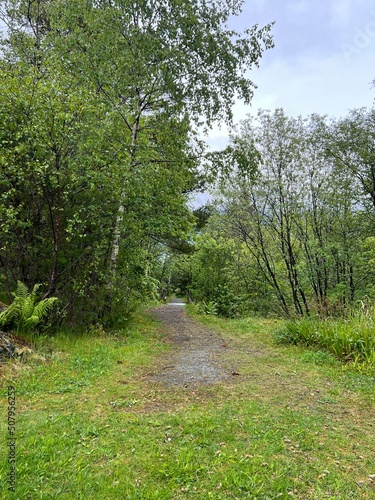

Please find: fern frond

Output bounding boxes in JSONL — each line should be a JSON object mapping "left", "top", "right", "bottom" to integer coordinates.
{"left": 20, "top": 296, "right": 35, "bottom": 322}
{"left": 15, "top": 280, "right": 29, "bottom": 299}
{"left": 31, "top": 297, "right": 58, "bottom": 323}
{"left": 0, "top": 302, "right": 20, "bottom": 327}
{"left": 29, "top": 284, "right": 41, "bottom": 303}
{"left": 31, "top": 284, "right": 41, "bottom": 295}
{"left": 24, "top": 315, "right": 41, "bottom": 327}
{"left": 0, "top": 309, "right": 10, "bottom": 327}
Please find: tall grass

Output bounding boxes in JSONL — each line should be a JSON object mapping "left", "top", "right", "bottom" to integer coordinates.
{"left": 274, "top": 306, "right": 375, "bottom": 372}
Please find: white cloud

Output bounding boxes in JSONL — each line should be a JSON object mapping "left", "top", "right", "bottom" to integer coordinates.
{"left": 205, "top": 133, "right": 230, "bottom": 151}
{"left": 249, "top": 53, "right": 374, "bottom": 118}
{"left": 286, "top": 0, "right": 309, "bottom": 19}
{"left": 203, "top": 0, "right": 375, "bottom": 151}
{"left": 249, "top": 0, "right": 267, "bottom": 11}
{"left": 203, "top": 51, "right": 374, "bottom": 152}
{"left": 331, "top": 0, "right": 352, "bottom": 27}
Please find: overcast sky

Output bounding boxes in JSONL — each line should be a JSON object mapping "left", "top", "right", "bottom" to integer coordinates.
{"left": 206, "top": 0, "right": 375, "bottom": 150}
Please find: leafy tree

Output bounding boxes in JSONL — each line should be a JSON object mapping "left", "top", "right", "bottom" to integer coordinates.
{"left": 193, "top": 109, "right": 373, "bottom": 317}
{"left": 0, "top": 61, "right": 119, "bottom": 307}
{"left": 327, "top": 108, "right": 375, "bottom": 210}
{"left": 0, "top": 0, "right": 274, "bottom": 322}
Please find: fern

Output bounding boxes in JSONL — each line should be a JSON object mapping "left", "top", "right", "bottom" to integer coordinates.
{"left": 0, "top": 281, "right": 58, "bottom": 333}
{"left": 28, "top": 297, "right": 57, "bottom": 323}
{"left": 15, "top": 281, "right": 30, "bottom": 300}
{"left": 20, "top": 295, "right": 35, "bottom": 321}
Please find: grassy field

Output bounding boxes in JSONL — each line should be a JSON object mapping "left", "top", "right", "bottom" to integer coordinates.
{"left": 1, "top": 307, "right": 374, "bottom": 499}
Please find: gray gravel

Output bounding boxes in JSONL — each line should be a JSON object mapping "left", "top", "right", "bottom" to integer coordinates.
{"left": 149, "top": 302, "right": 231, "bottom": 387}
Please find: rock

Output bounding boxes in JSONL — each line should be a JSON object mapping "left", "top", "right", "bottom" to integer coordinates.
{"left": 0, "top": 332, "right": 15, "bottom": 358}
{"left": 0, "top": 332, "right": 35, "bottom": 360}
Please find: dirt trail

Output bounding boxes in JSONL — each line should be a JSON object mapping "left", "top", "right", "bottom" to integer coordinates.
{"left": 148, "top": 299, "right": 233, "bottom": 387}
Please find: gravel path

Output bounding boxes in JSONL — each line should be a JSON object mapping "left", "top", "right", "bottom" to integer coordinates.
{"left": 148, "top": 299, "right": 232, "bottom": 387}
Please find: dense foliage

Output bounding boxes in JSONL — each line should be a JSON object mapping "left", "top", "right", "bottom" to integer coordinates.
{"left": 179, "top": 108, "right": 375, "bottom": 319}
{"left": 0, "top": 0, "right": 273, "bottom": 324}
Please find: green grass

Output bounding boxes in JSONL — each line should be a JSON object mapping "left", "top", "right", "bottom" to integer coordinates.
{"left": 273, "top": 307, "right": 375, "bottom": 373}
{"left": 1, "top": 307, "right": 374, "bottom": 498}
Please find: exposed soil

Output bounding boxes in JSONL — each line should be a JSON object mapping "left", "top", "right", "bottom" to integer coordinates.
{"left": 148, "top": 299, "right": 235, "bottom": 387}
